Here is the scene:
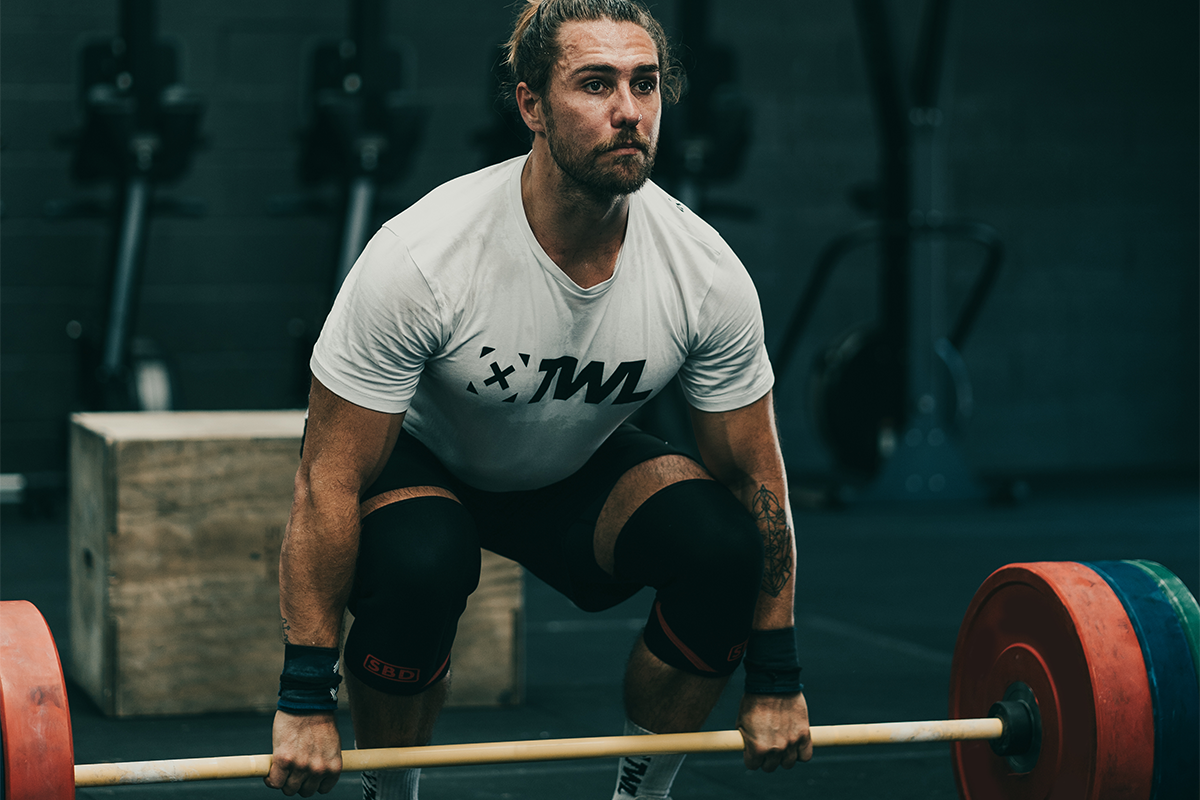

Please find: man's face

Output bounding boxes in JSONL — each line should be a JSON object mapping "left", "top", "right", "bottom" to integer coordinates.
{"left": 541, "top": 19, "right": 662, "bottom": 197}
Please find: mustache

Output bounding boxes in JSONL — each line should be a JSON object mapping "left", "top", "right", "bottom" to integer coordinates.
{"left": 602, "top": 133, "right": 651, "bottom": 153}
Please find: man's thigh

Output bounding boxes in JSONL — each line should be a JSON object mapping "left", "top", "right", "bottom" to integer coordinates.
{"left": 593, "top": 455, "right": 714, "bottom": 575}
{"left": 347, "top": 433, "right": 481, "bottom": 693}
{"left": 469, "top": 423, "right": 691, "bottom": 611}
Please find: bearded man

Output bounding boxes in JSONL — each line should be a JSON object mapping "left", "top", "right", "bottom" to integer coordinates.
{"left": 266, "top": 1, "right": 810, "bottom": 797}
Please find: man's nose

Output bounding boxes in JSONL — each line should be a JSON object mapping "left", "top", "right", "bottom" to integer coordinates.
{"left": 611, "top": 84, "right": 641, "bottom": 128}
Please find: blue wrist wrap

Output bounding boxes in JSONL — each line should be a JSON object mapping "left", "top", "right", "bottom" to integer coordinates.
{"left": 278, "top": 644, "right": 342, "bottom": 714}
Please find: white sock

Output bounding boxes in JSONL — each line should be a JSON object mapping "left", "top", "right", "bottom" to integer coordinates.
{"left": 611, "top": 719, "right": 686, "bottom": 800}
{"left": 362, "top": 768, "right": 420, "bottom": 800}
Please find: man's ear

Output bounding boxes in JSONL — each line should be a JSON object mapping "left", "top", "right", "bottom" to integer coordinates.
{"left": 516, "top": 82, "right": 546, "bottom": 134}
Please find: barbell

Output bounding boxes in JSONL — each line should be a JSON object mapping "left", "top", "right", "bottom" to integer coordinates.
{"left": 2, "top": 559, "right": 1196, "bottom": 799}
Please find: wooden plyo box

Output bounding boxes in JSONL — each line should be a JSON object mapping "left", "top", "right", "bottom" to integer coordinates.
{"left": 68, "top": 411, "right": 523, "bottom": 717}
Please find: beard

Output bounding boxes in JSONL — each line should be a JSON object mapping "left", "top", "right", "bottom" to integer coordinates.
{"left": 543, "top": 104, "right": 657, "bottom": 198}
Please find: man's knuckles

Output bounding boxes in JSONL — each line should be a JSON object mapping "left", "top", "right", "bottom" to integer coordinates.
{"left": 271, "top": 756, "right": 340, "bottom": 778}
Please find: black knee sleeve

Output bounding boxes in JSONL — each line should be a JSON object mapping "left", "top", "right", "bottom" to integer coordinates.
{"left": 612, "top": 479, "right": 763, "bottom": 677}
{"left": 344, "top": 496, "right": 480, "bottom": 695}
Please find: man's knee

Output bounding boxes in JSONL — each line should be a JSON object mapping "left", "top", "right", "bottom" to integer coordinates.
{"left": 355, "top": 494, "right": 480, "bottom": 601}
{"left": 345, "top": 496, "right": 480, "bottom": 695}
{"left": 595, "top": 455, "right": 712, "bottom": 574}
{"left": 613, "top": 480, "right": 763, "bottom": 677}
{"left": 613, "top": 479, "right": 763, "bottom": 588}
{"left": 680, "top": 485, "right": 764, "bottom": 586}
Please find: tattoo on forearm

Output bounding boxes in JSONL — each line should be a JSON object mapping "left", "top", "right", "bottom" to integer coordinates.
{"left": 280, "top": 617, "right": 291, "bottom": 644}
{"left": 751, "top": 484, "right": 793, "bottom": 598}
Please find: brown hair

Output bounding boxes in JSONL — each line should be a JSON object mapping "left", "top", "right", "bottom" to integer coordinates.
{"left": 502, "top": 0, "right": 683, "bottom": 106}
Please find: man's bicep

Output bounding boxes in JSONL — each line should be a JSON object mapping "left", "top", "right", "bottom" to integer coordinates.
{"left": 300, "top": 376, "right": 406, "bottom": 496}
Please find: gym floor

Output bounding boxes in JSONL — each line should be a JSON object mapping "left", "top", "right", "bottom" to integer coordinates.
{"left": 2, "top": 470, "right": 1197, "bottom": 799}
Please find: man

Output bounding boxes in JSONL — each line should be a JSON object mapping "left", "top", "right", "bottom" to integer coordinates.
{"left": 265, "top": 1, "right": 810, "bottom": 797}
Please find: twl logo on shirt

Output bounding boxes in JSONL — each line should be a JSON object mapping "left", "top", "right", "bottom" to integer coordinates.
{"left": 465, "top": 346, "right": 651, "bottom": 405}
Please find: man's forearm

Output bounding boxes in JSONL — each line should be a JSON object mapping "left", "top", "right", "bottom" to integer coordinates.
{"left": 278, "top": 486, "right": 362, "bottom": 648}
{"left": 735, "top": 477, "right": 797, "bottom": 630}
{"left": 689, "top": 394, "right": 798, "bottom": 631}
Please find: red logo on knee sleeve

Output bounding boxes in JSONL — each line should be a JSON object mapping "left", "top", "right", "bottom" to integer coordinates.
{"left": 728, "top": 640, "right": 748, "bottom": 661}
{"left": 363, "top": 654, "right": 420, "bottom": 683}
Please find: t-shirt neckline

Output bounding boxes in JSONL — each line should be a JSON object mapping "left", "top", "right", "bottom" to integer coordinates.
{"left": 507, "top": 153, "right": 638, "bottom": 298}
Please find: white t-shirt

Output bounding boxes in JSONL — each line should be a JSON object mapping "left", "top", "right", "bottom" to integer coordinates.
{"left": 312, "top": 155, "right": 773, "bottom": 491}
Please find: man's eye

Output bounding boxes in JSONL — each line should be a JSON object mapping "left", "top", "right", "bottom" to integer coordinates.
{"left": 636, "top": 79, "right": 658, "bottom": 93}
{"left": 584, "top": 80, "right": 605, "bottom": 92}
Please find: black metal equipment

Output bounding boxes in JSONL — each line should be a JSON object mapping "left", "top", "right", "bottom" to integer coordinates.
{"left": 472, "top": 52, "right": 532, "bottom": 169}
{"left": 290, "top": 0, "right": 426, "bottom": 298}
{"left": 773, "top": 0, "right": 1003, "bottom": 501}
{"left": 275, "top": 0, "right": 426, "bottom": 405}
{"left": 48, "top": 0, "right": 206, "bottom": 411}
{"left": 654, "top": 0, "right": 753, "bottom": 218}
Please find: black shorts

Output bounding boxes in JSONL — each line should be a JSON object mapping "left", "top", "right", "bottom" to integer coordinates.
{"left": 360, "top": 423, "right": 690, "bottom": 612}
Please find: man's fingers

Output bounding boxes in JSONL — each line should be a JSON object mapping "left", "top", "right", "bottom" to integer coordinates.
{"left": 744, "top": 739, "right": 785, "bottom": 772}
{"left": 318, "top": 770, "right": 341, "bottom": 795}
{"left": 297, "top": 757, "right": 342, "bottom": 797}
{"left": 275, "top": 762, "right": 306, "bottom": 798}
{"left": 264, "top": 756, "right": 301, "bottom": 794}
{"left": 742, "top": 741, "right": 765, "bottom": 771}
{"left": 279, "top": 768, "right": 336, "bottom": 798}
{"left": 264, "top": 763, "right": 287, "bottom": 791}
{"left": 736, "top": 690, "right": 811, "bottom": 772}
{"left": 264, "top": 755, "right": 341, "bottom": 797}
{"left": 742, "top": 729, "right": 811, "bottom": 772}
{"left": 799, "top": 733, "right": 814, "bottom": 762}
{"left": 267, "top": 710, "right": 343, "bottom": 796}
{"left": 757, "top": 746, "right": 785, "bottom": 773}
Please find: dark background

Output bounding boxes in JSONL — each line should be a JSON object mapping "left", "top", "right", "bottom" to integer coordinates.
{"left": 1, "top": 3, "right": 1197, "bottom": 797}
{"left": 2, "top": 0, "right": 1197, "bottom": 481}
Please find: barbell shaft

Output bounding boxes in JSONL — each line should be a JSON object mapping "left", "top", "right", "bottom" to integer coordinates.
{"left": 74, "top": 717, "right": 1004, "bottom": 787}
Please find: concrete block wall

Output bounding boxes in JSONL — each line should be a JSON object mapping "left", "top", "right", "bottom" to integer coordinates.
{"left": 2, "top": 0, "right": 1196, "bottom": 479}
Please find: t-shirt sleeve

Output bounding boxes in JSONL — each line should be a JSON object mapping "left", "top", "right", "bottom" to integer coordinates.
{"left": 676, "top": 247, "right": 775, "bottom": 413}
{"left": 309, "top": 228, "right": 443, "bottom": 414}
